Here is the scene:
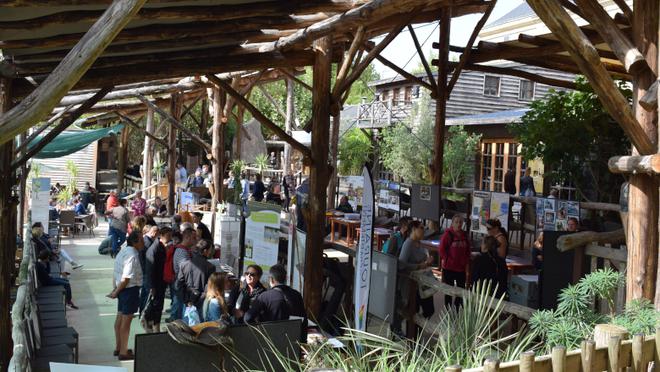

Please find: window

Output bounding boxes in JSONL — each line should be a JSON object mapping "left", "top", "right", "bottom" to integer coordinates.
{"left": 481, "top": 143, "right": 492, "bottom": 190}
{"left": 392, "top": 88, "right": 400, "bottom": 105}
{"left": 479, "top": 141, "right": 524, "bottom": 192}
{"left": 381, "top": 90, "right": 388, "bottom": 102}
{"left": 404, "top": 86, "right": 412, "bottom": 102}
{"left": 412, "top": 85, "right": 420, "bottom": 98}
{"left": 519, "top": 79, "right": 535, "bottom": 101}
{"left": 483, "top": 75, "right": 500, "bottom": 97}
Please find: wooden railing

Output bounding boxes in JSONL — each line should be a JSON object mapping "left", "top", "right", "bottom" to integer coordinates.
{"left": 8, "top": 222, "right": 32, "bottom": 371}
{"left": 459, "top": 331, "right": 657, "bottom": 372}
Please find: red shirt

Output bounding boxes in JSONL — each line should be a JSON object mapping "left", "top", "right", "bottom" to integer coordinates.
{"left": 106, "top": 194, "right": 119, "bottom": 211}
{"left": 439, "top": 228, "right": 471, "bottom": 273}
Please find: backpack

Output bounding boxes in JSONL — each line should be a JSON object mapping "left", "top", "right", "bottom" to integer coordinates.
{"left": 382, "top": 233, "right": 400, "bottom": 256}
{"left": 163, "top": 244, "right": 180, "bottom": 284}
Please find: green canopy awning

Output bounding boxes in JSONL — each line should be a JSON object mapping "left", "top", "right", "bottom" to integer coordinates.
{"left": 29, "top": 124, "right": 124, "bottom": 159}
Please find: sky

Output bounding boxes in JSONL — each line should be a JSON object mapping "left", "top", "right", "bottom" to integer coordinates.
{"left": 372, "top": 1, "right": 525, "bottom": 79}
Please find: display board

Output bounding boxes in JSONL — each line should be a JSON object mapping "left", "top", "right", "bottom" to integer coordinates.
{"left": 31, "top": 177, "right": 51, "bottom": 229}
{"left": 410, "top": 184, "right": 441, "bottom": 221}
{"left": 179, "top": 191, "right": 195, "bottom": 211}
{"left": 338, "top": 176, "right": 364, "bottom": 211}
{"left": 536, "top": 198, "right": 580, "bottom": 232}
{"left": 376, "top": 180, "right": 400, "bottom": 212}
{"left": 471, "top": 191, "right": 491, "bottom": 234}
{"left": 243, "top": 209, "right": 281, "bottom": 283}
{"left": 287, "top": 220, "right": 306, "bottom": 295}
{"left": 489, "top": 192, "right": 510, "bottom": 232}
{"left": 354, "top": 166, "right": 374, "bottom": 332}
{"left": 215, "top": 215, "right": 241, "bottom": 274}
{"left": 368, "top": 250, "right": 397, "bottom": 323}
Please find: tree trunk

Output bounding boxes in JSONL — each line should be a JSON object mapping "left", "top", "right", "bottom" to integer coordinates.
{"left": 327, "top": 111, "right": 340, "bottom": 209}
{"left": 117, "top": 126, "right": 129, "bottom": 192}
{"left": 142, "top": 107, "right": 154, "bottom": 197}
{"left": 0, "top": 76, "right": 16, "bottom": 372}
{"left": 304, "top": 36, "right": 332, "bottom": 318}
{"left": 210, "top": 87, "right": 226, "bottom": 237}
{"left": 167, "top": 95, "right": 181, "bottom": 215}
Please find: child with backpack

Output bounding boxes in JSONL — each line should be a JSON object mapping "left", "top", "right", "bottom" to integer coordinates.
{"left": 438, "top": 215, "right": 471, "bottom": 309}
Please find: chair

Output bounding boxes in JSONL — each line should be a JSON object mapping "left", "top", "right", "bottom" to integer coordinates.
{"left": 75, "top": 214, "right": 95, "bottom": 237}
{"left": 58, "top": 210, "right": 76, "bottom": 238}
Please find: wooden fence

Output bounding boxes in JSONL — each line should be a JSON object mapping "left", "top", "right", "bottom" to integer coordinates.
{"left": 456, "top": 331, "right": 657, "bottom": 372}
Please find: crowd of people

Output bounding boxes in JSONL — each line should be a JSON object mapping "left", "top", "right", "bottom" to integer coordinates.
{"left": 100, "top": 191, "right": 305, "bottom": 360}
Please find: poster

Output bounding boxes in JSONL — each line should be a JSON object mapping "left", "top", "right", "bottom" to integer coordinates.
{"left": 410, "top": 184, "right": 441, "bottom": 220}
{"left": 31, "top": 177, "right": 51, "bottom": 230}
{"left": 243, "top": 209, "right": 281, "bottom": 283}
{"left": 338, "top": 176, "right": 364, "bottom": 211}
{"left": 215, "top": 214, "right": 241, "bottom": 275}
{"left": 536, "top": 198, "right": 559, "bottom": 231}
{"left": 287, "top": 226, "right": 306, "bottom": 294}
{"left": 354, "top": 166, "right": 374, "bottom": 332}
{"left": 376, "top": 181, "right": 399, "bottom": 212}
{"left": 179, "top": 191, "right": 194, "bottom": 211}
{"left": 489, "top": 192, "right": 510, "bottom": 232}
{"left": 471, "top": 191, "right": 491, "bottom": 234}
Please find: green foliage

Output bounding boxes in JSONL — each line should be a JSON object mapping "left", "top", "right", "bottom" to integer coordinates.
{"left": 381, "top": 92, "right": 480, "bottom": 186}
{"left": 228, "top": 281, "right": 537, "bottom": 371}
{"left": 57, "top": 160, "right": 79, "bottom": 204}
{"left": 530, "top": 268, "right": 657, "bottom": 353}
{"left": 509, "top": 77, "right": 630, "bottom": 202}
{"left": 443, "top": 125, "right": 481, "bottom": 188}
{"left": 338, "top": 128, "right": 373, "bottom": 175}
{"left": 253, "top": 153, "right": 269, "bottom": 175}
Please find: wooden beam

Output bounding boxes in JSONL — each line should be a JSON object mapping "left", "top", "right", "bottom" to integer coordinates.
{"left": 559, "top": 0, "right": 586, "bottom": 19}
{"left": 447, "top": 1, "right": 496, "bottom": 95}
{"left": 639, "top": 80, "right": 658, "bottom": 111}
{"left": 142, "top": 107, "right": 154, "bottom": 197}
{"left": 556, "top": 229, "right": 626, "bottom": 252}
{"left": 431, "top": 8, "right": 451, "bottom": 189}
{"left": 0, "top": 0, "right": 147, "bottom": 147}
{"left": 612, "top": 0, "right": 634, "bottom": 21}
{"left": 304, "top": 35, "right": 333, "bottom": 318}
{"left": 334, "top": 14, "right": 413, "bottom": 99}
{"left": 371, "top": 50, "right": 434, "bottom": 91}
{"left": 166, "top": 95, "right": 180, "bottom": 214}
{"left": 135, "top": 94, "right": 212, "bottom": 153}
{"left": 574, "top": 0, "right": 650, "bottom": 74}
{"left": 210, "top": 88, "right": 225, "bottom": 204}
{"left": 13, "top": 104, "right": 74, "bottom": 155}
{"left": 408, "top": 24, "right": 438, "bottom": 92}
{"left": 115, "top": 111, "right": 169, "bottom": 149}
{"left": 206, "top": 74, "right": 311, "bottom": 160}
{"left": 527, "top": 0, "right": 655, "bottom": 155}
{"left": 444, "top": 61, "right": 579, "bottom": 90}
{"left": 11, "top": 86, "right": 113, "bottom": 169}
{"left": 277, "top": 68, "right": 313, "bottom": 92}
{"left": 608, "top": 154, "right": 660, "bottom": 174}
{"left": 333, "top": 26, "right": 366, "bottom": 99}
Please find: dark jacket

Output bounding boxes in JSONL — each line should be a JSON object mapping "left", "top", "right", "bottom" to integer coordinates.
{"left": 336, "top": 202, "right": 354, "bottom": 214}
{"left": 253, "top": 180, "right": 265, "bottom": 202}
{"left": 472, "top": 252, "right": 509, "bottom": 298}
{"left": 228, "top": 282, "right": 266, "bottom": 316}
{"left": 196, "top": 221, "right": 212, "bottom": 241}
{"left": 177, "top": 252, "right": 215, "bottom": 305}
{"left": 36, "top": 260, "right": 52, "bottom": 286}
{"left": 146, "top": 240, "right": 167, "bottom": 291}
{"left": 504, "top": 171, "right": 516, "bottom": 195}
{"left": 244, "top": 285, "right": 291, "bottom": 323}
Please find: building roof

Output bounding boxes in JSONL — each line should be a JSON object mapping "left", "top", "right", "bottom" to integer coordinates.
{"left": 446, "top": 108, "right": 529, "bottom": 126}
{"left": 485, "top": 3, "right": 535, "bottom": 28}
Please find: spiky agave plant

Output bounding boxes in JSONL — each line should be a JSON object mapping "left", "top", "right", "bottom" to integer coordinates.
{"left": 253, "top": 154, "right": 269, "bottom": 176}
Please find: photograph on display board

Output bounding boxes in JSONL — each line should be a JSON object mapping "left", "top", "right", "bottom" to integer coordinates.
{"left": 471, "top": 191, "right": 491, "bottom": 234}
{"left": 243, "top": 209, "right": 281, "bottom": 283}
{"left": 420, "top": 185, "right": 431, "bottom": 201}
{"left": 556, "top": 200, "right": 580, "bottom": 231}
{"left": 536, "top": 198, "right": 545, "bottom": 231}
{"left": 376, "top": 181, "right": 400, "bottom": 212}
{"left": 338, "top": 176, "right": 364, "bottom": 211}
{"left": 489, "top": 192, "right": 510, "bottom": 232}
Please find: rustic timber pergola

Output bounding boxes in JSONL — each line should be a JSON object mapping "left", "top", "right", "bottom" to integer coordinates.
{"left": 0, "top": 0, "right": 658, "bottom": 369}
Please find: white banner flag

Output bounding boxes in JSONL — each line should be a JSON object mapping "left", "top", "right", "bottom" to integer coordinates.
{"left": 354, "top": 165, "right": 374, "bottom": 331}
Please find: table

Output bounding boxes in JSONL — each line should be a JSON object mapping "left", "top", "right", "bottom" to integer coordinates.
{"left": 355, "top": 227, "right": 393, "bottom": 251}
{"left": 329, "top": 217, "right": 361, "bottom": 246}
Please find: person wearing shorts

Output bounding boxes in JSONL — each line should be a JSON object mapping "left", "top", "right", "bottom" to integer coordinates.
{"left": 108, "top": 231, "right": 144, "bottom": 361}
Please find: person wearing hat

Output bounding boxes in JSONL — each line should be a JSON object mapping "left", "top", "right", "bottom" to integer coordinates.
{"left": 193, "top": 212, "right": 212, "bottom": 241}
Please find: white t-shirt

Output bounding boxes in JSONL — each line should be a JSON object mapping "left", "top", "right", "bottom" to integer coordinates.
{"left": 113, "top": 245, "right": 143, "bottom": 288}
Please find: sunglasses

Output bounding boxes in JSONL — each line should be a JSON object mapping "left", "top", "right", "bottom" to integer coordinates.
{"left": 245, "top": 272, "right": 258, "bottom": 277}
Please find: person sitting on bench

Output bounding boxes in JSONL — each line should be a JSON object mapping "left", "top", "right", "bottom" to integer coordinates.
{"left": 36, "top": 250, "right": 78, "bottom": 309}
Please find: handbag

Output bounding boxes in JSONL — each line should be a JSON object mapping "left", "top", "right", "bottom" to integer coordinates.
{"left": 183, "top": 304, "right": 201, "bottom": 326}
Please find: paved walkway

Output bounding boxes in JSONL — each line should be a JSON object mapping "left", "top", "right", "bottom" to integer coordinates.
{"left": 60, "top": 221, "right": 164, "bottom": 371}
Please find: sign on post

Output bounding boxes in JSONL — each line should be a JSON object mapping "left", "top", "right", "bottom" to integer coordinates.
{"left": 354, "top": 165, "right": 374, "bottom": 331}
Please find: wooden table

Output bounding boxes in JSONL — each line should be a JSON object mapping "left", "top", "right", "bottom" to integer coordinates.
{"left": 355, "top": 227, "right": 393, "bottom": 251}
{"left": 329, "top": 217, "right": 361, "bottom": 246}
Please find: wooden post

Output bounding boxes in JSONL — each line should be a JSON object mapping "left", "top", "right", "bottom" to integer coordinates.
{"left": 210, "top": 87, "right": 225, "bottom": 237}
{"left": 581, "top": 339, "right": 596, "bottom": 372}
{"left": 167, "top": 95, "right": 180, "bottom": 215}
{"left": 18, "top": 132, "right": 27, "bottom": 238}
{"left": 117, "top": 126, "right": 129, "bottom": 192}
{"left": 629, "top": 0, "right": 659, "bottom": 304}
{"left": 327, "top": 113, "right": 341, "bottom": 209}
{"left": 0, "top": 76, "right": 16, "bottom": 372}
{"left": 284, "top": 78, "right": 295, "bottom": 177}
{"left": 608, "top": 335, "right": 622, "bottom": 372}
{"left": 0, "top": 0, "right": 147, "bottom": 147}
{"left": 142, "top": 107, "right": 154, "bottom": 197}
{"left": 519, "top": 351, "right": 535, "bottom": 372}
{"left": 432, "top": 8, "right": 451, "bottom": 202}
{"left": 551, "top": 346, "right": 567, "bottom": 372}
{"left": 304, "top": 36, "right": 332, "bottom": 317}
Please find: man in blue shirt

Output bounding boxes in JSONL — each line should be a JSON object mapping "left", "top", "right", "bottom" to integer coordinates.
{"left": 74, "top": 197, "right": 87, "bottom": 215}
